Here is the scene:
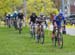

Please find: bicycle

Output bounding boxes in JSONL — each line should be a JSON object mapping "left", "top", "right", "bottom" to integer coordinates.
{"left": 36, "top": 23, "right": 44, "bottom": 44}
{"left": 53, "top": 27, "right": 63, "bottom": 48}
{"left": 13, "top": 19, "right": 18, "bottom": 30}
{"left": 30, "top": 22, "right": 35, "bottom": 39}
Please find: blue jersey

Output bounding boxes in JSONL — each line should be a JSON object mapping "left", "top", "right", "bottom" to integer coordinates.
{"left": 13, "top": 13, "right": 18, "bottom": 19}
{"left": 55, "top": 15, "right": 65, "bottom": 28}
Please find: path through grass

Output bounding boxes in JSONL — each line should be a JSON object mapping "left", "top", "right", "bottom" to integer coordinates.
{"left": 0, "top": 27, "right": 75, "bottom": 55}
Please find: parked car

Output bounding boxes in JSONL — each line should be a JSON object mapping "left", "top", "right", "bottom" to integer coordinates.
{"left": 66, "top": 14, "right": 75, "bottom": 25}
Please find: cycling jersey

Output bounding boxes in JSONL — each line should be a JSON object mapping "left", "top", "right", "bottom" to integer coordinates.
{"left": 36, "top": 16, "right": 45, "bottom": 24}
{"left": 30, "top": 15, "right": 37, "bottom": 23}
{"left": 18, "top": 13, "right": 24, "bottom": 20}
{"left": 55, "top": 14, "right": 65, "bottom": 28}
{"left": 13, "top": 13, "right": 18, "bottom": 20}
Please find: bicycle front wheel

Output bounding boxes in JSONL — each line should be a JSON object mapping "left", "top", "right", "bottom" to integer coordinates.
{"left": 58, "top": 33, "right": 63, "bottom": 48}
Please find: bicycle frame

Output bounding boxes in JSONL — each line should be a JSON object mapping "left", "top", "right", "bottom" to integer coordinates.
{"left": 54, "top": 27, "right": 63, "bottom": 48}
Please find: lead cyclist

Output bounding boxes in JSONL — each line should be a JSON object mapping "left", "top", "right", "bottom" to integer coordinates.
{"left": 52, "top": 12, "right": 66, "bottom": 47}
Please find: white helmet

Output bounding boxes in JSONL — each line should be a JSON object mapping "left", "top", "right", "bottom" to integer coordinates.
{"left": 19, "top": 10, "right": 23, "bottom": 13}
{"left": 14, "top": 11, "right": 18, "bottom": 14}
{"left": 8, "top": 12, "right": 11, "bottom": 15}
{"left": 40, "top": 13, "right": 44, "bottom": 16}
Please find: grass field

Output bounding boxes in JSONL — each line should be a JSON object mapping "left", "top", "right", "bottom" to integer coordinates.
{"left": 0, "top": 27, "right": 75, "bottom": 55}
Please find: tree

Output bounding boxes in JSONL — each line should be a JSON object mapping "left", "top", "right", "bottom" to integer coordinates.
{"left": 27, "top": 0, "right": 56, "bottom": 16}
{"left": 0, "top": 0, "right": 23, "bottom": 19}
{"left": 0, "top": 0, "right": 59, "bottom": 19}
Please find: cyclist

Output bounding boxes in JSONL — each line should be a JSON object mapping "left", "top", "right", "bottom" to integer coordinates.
{"left": 5, "top": 13, "right": 8, "bottom": 26}
{"left": 53, "top": 13, "right": 65, "bottom": 46}
{"left": 17, "top": 10, "right": 24, "bottom": 34}
{"left": 13, "top": 11, "right": 18, "bottom": 30}
{"left": 30, "top": 12, "right": 37, "bottom": 38}
{"left": 36, "top": 13, "right": 45, "bottom": 44}
{"left": 30, "top": 12, "right": 37, "bottom": 25}
{"left": 6, "top": 13, "right": 11, "bottom": 28}
{"left": 50, "top": 13, "right": 57, "bottom": 45}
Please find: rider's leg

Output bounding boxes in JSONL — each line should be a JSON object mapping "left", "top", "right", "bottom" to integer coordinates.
{"left": 15, "top": 18, "right": 17, "bottom": 29}
{"left": 52, "top": 26, "right": 56, "bottom": 45}
{"left": 52, "top": 20, "right": 56, "bottom": 44}
{"left": 41, "top": 24, "right": 44, "bottom": 44}
{"left": 18, "top": 19, "right": 22, "bottom": 34}
{"left": 8, "top": 19, "right": 11, "bottom": 28}
{"left": 41, "top": 32, "right": 44, "bottom": 44}
{"left": 30, "top": 22, "right": 32, "bottom": 33}
{"left": 33, "top": 23, "right": 36, "bottom": 39}
{"left": 36, "top": 24, "right": 41, "bottom": 43}
{"left": 30, "top": 22, "right": 35, "bottom": 38}
{"left": 36, "top": 34, "right": 40, "bottom": 43}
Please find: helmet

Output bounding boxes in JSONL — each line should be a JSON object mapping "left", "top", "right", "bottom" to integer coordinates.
{"left": 32, "top": 12, "right": 36, "bottom": 15}
{"left": 8, "top": 12, "right": 11, "bottom": 15}
{"left": 14, "top": 11, "right": 17, "bottom": 13}
{"left": 40, "top": 13, "right": 44, "bottom": 17}
{"left": 58, "top": 13, "right": 63, "bottom": 16}
{"left": 19, "top": 10, "right": 23, "bottom": 13}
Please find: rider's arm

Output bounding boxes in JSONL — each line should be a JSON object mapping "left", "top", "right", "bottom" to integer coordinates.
{"left": 53, "top": 16, "right": 57, "bottom": 27}
{"left": 62, "top": 16, "right": 66, "bottom": 26}
{"left": 29, "top": 16, "right": 31, "bottom": 24}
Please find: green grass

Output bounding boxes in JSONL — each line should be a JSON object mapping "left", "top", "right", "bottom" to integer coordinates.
{"left": 0, "top": 27, "right": 75, "bottom": 55}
